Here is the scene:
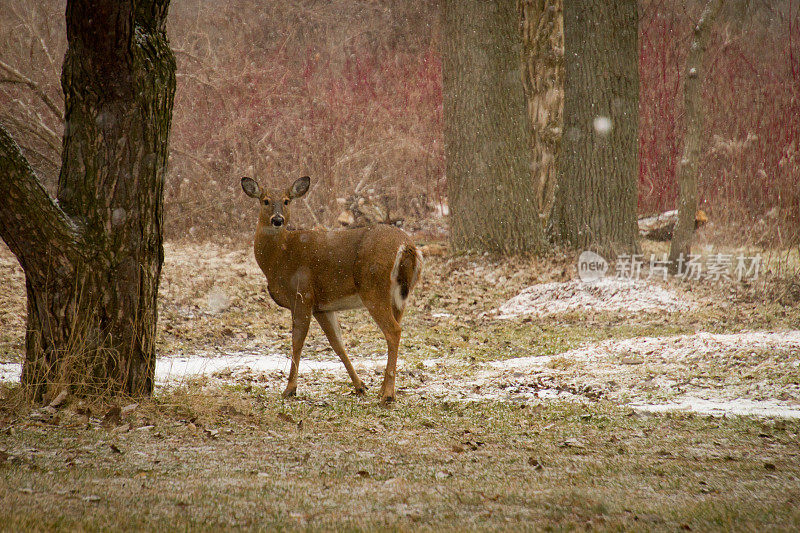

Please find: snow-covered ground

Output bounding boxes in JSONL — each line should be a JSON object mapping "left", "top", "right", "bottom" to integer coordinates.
{"left": 3, "top": 330, "right": 799, "bottom": 419}
{"left": 495, "top": 278, "right": 692, "bottom": 318}
{"left": 0, "top": 352, "right": 385, "bottom": 386}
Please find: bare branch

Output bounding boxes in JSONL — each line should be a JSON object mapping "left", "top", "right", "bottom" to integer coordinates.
{"left": 0, "top": 111, "right": 61, "bottom": 154}
{"left": 0, "top": 125, "right": 83, "bottom": 280}
{"left": 171, "top": 147, "right": 214, "bottom": 173}
{"left": 0, "top": 59, "right": 64, "bottom": 122}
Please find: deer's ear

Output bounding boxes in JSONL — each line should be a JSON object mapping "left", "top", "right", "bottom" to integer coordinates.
{"left": 288, "top": 176, "right": 310, "bottom": 199}
{"left": 241, "top": 177, "right": 261, "bottom": 198}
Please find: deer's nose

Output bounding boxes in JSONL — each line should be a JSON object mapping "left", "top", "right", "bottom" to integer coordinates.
{"left": 271, "top": 215, "right": 285, "bottom": 227}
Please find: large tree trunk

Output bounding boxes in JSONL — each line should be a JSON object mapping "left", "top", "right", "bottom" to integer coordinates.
{"left": 552, "top": 0, "right": 639, "bottom": 256}
{"left": 668, "top": 0, "right": 723, "bottom": 271}
{"left": 442, "top": 0, "right": 545, "bottom": 254}
{"left": 0, "top": 0, "right": 175, "bottom": 400}
{"left": 519, "top": 0, "right": 564, "bottom": 225}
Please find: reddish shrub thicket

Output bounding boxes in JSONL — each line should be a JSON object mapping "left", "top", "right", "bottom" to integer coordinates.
{"left": 639, "top": 0, "right": 800, "bottom": 245}
{"left": 165, "top": 0, "right": 444, "bottom": 240}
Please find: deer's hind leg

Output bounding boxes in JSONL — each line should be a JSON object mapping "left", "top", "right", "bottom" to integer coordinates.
{"left": 314, "top": 311, "right": 366, "bottom": 395}
{"left": 363, "top": 302, "right": 402, "bottom": 404}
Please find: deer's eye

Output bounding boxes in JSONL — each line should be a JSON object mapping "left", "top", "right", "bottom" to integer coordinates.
{"left": 263, "top": 199, "right": 270, "bottom": 206}
{"left": 283, "top": 199, "right": 289, "bottom": 206}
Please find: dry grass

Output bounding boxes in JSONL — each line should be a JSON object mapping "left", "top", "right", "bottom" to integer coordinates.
{"left": 2, "top": 238, "right": 800, "bottom": 529}
{"left": 2, "top": 385, "right": 800, "bottom": 530}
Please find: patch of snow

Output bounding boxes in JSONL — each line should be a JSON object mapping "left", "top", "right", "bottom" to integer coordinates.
{"left": 0, "top": 352, "right": 386, "bottom": 387}
{"left": 0, "top": 363, "right": 20, "bottom": 383}
{"left": 490, "top": 355, "right": 553, "bottom": 369}
{"left": 480, "top": 330, "right": 800, "bottom": 418}
{"left": 631, "top": 397, "right": 800, "bottom": 419}
{"left": 494, "top": 331, "right": 800, "bottom": 369}
{"left": 496, "top": 278, "right": 692, "bottom": 318}
{"left": 158, "top": 352, "right": 388, "bottom": 383}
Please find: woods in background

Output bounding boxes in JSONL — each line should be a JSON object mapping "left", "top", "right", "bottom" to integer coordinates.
{"left": 2, "top": 1, "right": 796, "bottom": 248}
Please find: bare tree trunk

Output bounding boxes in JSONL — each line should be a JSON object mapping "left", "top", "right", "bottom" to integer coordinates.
{"left": 519, "top": 0, "right": 563, "bottom": 224}
{"left": 669, "top": 0, "right": 723, "bottom": 271}
{"left": 442, "top": 0, "right": 545, "bottom": 254}
{"left": 552, "top": 0, "right": 639, "bottom": 256}
{"left": 0, "top": 0, "right": 175, "bottom": 401}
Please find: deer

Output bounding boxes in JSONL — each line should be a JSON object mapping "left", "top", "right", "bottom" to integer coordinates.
{"left": 241, "top": 175, "right": 423, "bottom": 404}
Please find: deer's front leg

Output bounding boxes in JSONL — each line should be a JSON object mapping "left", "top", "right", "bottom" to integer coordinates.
{"left": 283, "top": 304, "right": 312, "bottom": 398}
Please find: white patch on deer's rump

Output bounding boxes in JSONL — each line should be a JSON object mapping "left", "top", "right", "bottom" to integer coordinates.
{"left": 390, "top": 245, "right": 407, "bottom": 310}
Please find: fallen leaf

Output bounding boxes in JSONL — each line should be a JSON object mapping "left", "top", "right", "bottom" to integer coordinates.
{"left": 109, "top": 443, "right": 123, "bottom": 454}
{"left": 28, "top": 410, "right": 51, "bottom": 422}
{"left": 528, "top": 457, "right": 543, "bottom": 469}
{"left": 49, "top": 390, "right": 68, "bottom": 408}
{"left": 219, "top": 404, "right": 243, "bottom": 416}
{"left": 102, "top": 406, "right": 121, "bottom": 427}
{"left": 112, "top": 423, "right": 131, "bottom": 434}
{"left": 121, "top": 403, "right": 139, "bottom": 416}
{"left": 277, "top": 413, "right": 296, "bottom": 424}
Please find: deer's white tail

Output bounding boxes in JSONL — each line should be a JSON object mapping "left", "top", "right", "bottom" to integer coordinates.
{"left": 390, "top": 244, "right": 423, "bottom": 315}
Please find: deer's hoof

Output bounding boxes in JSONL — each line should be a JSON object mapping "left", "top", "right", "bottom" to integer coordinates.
{"left": 281, "top": 386, "right": 297, "bottom": 399}
{"left": 380, "top": 393, "right": 395, "bottom": 405}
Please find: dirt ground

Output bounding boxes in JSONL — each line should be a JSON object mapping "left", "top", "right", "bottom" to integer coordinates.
{"left": 2, "top": 239, "right": 800, "bottom": 530}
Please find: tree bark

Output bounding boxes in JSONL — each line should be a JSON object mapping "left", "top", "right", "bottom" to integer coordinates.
{"left": 0, "top": 0, "right": 175, "bottom": 400}
{"left": 552, "top": 0, "right": 639, "bottom": 256}
{"left": 519, "top": 0, "right": 563, "bottom": 225}
{"left": 443, "top": 0, "right": 545, "bottom": 254}
{"left": 668, "top": 0, "right": 723, "bottom": 271}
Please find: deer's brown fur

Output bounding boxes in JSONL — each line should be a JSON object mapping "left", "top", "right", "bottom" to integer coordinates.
{"left": 242, "top": 176, "right": 422, "bottom": 403}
